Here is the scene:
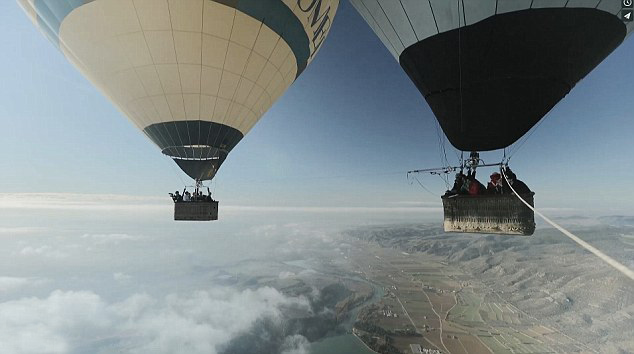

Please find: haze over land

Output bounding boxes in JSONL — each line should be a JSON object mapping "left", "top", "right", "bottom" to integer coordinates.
{"left": 347, "top": 223, "right": 634, "bottom": 353}
{"left": 0, "top": 194, "right": 631, "bottom": 353}
{"left": 0, "top": 193, "right": 431, "bottom": 354}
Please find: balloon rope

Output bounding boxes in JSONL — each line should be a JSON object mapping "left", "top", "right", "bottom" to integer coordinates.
{"left": 502, "top": 170, "right": 634, "bottom": 282}
{"left": 410, "top": 175, "right": 439, "bottom": 197}
{"left": 163, "top": 155, "right": 187, "bottom": 188}
{"left": 506, "top": 108, "right": 551, "bottom": 159}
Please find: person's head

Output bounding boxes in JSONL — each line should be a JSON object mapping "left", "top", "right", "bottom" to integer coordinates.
{"left": 490, "top": 172, "right": 500, "bottom": 183}
{"left": 175, "top": 191, "right": 180, "bottom": 195}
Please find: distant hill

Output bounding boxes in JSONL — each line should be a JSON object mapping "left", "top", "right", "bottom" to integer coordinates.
{"left": 346, "top": 224, "right": 634, "bottom": 353}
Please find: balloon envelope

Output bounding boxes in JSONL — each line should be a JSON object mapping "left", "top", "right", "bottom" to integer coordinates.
{"left": 349, "top": 1, "right": 633, "bottom": 151}
{"left": 19, "top": 0, "right": 339, "bottom": 179}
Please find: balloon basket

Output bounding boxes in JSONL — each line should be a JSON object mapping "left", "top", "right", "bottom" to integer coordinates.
{"left": 441, "top": 193, "right": 535, "bottom": 236}
{"left": 174, "top": 201, "right": 219, "bottom": 221}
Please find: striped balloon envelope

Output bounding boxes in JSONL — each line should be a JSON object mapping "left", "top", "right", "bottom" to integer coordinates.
{"left": 18, "top": 0, "right": 339, "bottom": 180}
{"left": 349, "top": 0, "right": 633, "bottom": 151}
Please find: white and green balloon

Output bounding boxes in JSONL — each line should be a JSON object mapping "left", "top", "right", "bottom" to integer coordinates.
{"left": 19, "top": 0, "right": 339, "bottom": 180}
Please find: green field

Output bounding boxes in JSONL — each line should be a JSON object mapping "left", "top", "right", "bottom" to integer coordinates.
{"left": 450, "top": 292, "right": 484, "bottom": 323}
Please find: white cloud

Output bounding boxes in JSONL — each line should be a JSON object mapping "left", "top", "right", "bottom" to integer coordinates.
{"left": 278, "top": 271, "right": 296, "bottom": 279}
{"left": 298, "top": 269, "right": 317, "bottom": 276}
{"left": 19, "top": 245, "right": 68, "bottom": 259}
{"left": 0, "top": 287, "right": 311, "bottom": 354}
{"left": 247, "top": 224, "right": 279, "bottom": 237}
{"left": 0, "top": 277, "right": 46, "bottom": 293}
{"left": 0, "top": 277, "right": 30, "bottom": 293}
{"left": 0, "top": 193, "right": 443, "bottom": 216}
{"left": 0, "top": 227, "right": 45, "bottom": 236}
{"left": 0, "top": 290, "right": 110, "bottom": 354}
{"left": 82, "top": 233, "right": 145, "bottom": 245}
{"left": 280, "top": 335, "right": 310, "bottom": 354}
{"left": 388, "top": 201, "right": 442, "bottom": 207}
{"left": 0, "top": 193, "right": 165, "bottom": 212}
{"left": 223, "top": 205, "right": 441, "bottom": 213}
{"left": 113, "top": 273, "right": 132, "bottom": 282}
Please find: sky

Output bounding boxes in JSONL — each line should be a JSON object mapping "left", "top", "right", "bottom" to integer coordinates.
{"left": 2, "top": 1, "right": 634, "bottom": 213}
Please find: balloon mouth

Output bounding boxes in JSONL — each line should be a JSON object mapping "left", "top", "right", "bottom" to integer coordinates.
{"left": 161, "top": 145, "right": 227, "bottom": 160}
{"left": 173, "top": 156, "right": 220, "bottom": 161}
{"left": 183, "top": 145, "right": 214, "bottom": 149}
{"left": 172, "top": 158, "right": 221, "bottom": 181}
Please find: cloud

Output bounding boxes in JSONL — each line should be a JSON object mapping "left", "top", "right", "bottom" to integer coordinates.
{"left": 19, "top": 245, "right": 68, "bottom": 259}
{"left": 0, "top": 193, "right": 597, "bottom": 222}
{"left": 388, "top": 201, "right": 442, "bottom": 207}
{"left": 0, "top": 277, "right": 30, "bottom": 293}
{"left": 82, "top": 233, "right": 145, "bottom": 245}
{"left": 0, "top": 290, "right": 109, "bottom": 354}
{"left": 599, "top": 215, "right": 634, "bottom": 227}
{"left": 223, "top": 206, "right": 441, "bottom": 214}
{"left": 280, "top": 335, "right": 310, "bottom": 354}
{"left": 248, "top": 224, "right": 279, "bottom": 237}
{"left": 0, "top": 193, "right": 443, "bottom": 216}
{"left": 0, "top": 287, "right": 311, "bottom": 354}
{"left": 113, "top": 273, "right": 132, "bottom": 282}
{"left": 0, "top": 277, "right": 46, "bottom": 293}
{"left": 278, "top": 271, "right": 296, "bottom": 279}
{"left": 0, "top": 193, "right": 165, "bottom": 212}
{"left": 0, "top": 227, "right": 45, "bottom": 236}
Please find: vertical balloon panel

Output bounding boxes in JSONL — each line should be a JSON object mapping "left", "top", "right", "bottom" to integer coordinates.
{"left": 18, "top": 0, "right": 339, "bottom": 180}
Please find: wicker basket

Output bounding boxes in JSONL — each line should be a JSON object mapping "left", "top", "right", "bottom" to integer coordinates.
{"left": 441, "top": 193, "right": 535, "bottom": 235}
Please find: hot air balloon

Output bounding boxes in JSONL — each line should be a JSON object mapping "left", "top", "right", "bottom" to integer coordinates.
{"left": 351, "top": 0, "right": 632, "bottom": 235}
{"left": 18, "top": 0, "right": 339, "bottom": 220}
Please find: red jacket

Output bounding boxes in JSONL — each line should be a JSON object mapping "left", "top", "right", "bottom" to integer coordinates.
{"left": 469, "top": 181, "right": 480, "bottom": 195}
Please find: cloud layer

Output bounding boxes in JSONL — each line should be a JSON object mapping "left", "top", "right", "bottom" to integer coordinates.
{"left": 0, "top": 287, "right": 311, "bottom": 354}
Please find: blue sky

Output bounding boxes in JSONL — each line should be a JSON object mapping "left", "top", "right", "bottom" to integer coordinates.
{"left": 2, "top": 1, "right": 634, "bottom": 212}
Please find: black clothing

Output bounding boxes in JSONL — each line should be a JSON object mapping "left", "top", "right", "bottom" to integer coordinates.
{"left": 504, "top": 179, "right": 531, "bottom": 194}
{"left": 446, "top": 174, "right": 467, "bottom": 195}
{"left": 487, "top": 182, "right": 502, "bottom": 194}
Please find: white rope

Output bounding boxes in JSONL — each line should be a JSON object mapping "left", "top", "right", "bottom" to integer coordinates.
{"left": 502, "top": 170, "right": 634, "bottom": 282}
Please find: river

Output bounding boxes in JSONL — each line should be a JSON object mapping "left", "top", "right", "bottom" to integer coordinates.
{"left": 283, "top": 259, "right": 383, "bottom": 354}
{"left": 310, "top": 334, "right": 377, "bottom": 354}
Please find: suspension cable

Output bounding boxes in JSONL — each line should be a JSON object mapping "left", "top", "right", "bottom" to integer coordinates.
{"left": 506, "top": 109, "right": 552, "bottom": 159}
{"left": 212, "top": 174, "right": 219, "bottom": 198}
{"left": 163, "top": 156, "right": 188, "bottom": 188}
{"left": 409, "top": 174, "right": 439, "bottom": 197}
{"left": 501, "top": 169, "right": 634, "bottom": 281}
